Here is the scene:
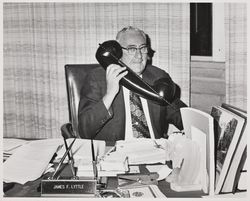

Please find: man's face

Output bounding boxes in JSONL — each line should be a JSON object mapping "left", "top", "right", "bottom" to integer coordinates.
{"left": 118, "top": 31, "right": 148, "bottom": 75}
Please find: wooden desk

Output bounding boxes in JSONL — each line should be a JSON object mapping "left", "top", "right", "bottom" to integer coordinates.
{"left": 3, "top": 140, "right": 247, "bottom": 198}
{"left": 3, "top": 161, "right": 205, "bottom": 198}
{"left": 5, "top": 174, "right": 246, "bottom": 198}
{"left": 3, "top": 178, "right": 204, "bottom": 198}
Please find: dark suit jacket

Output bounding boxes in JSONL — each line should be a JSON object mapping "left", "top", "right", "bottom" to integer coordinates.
{"left": 78, "top": 65, "right": 187, "bottom": 141}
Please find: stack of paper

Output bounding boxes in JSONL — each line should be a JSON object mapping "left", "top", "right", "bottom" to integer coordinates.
{"left": 57, "top": 139, "right": 106, "bottom": 178}
{"left": 76, "top": 161, "right": 95, "bottom": 178}
{"left": 76, "top": 139, "right": 167, "bottom": 177}
{"left": 4, "top": 139, "right": 63, "bottom": 184}
{"left": 76, "top": 154, "right": 129, "bottom": 177}
{"left": 97, "top": 151, "right": 129, "bottom": 176}
{"left": 99, "top": 155, "right": 128, "bottom": 172}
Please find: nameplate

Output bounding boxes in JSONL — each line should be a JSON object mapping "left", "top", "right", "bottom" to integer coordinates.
{"left": 41, "top": 179, "right": 97, "bottom": 197}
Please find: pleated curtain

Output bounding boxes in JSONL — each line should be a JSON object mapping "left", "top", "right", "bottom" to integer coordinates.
{"left": 224, "top": 3, "right": 247, "bottom": 110}
{"left": 3, "top": 3, "right": 190, "bottom": 138}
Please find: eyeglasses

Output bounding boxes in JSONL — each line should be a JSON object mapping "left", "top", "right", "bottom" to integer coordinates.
{"left": 121, "top": 45, "right": 148, "bottom": 55}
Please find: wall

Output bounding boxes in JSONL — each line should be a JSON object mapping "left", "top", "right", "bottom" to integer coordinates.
{"left": 3, "top": 3, "right": 190, "bottom": 138}
{"left": 190, "top": 60, "right": 226, "bottom": 114}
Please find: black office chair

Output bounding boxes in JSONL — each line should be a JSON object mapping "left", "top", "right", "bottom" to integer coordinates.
{"left": 61, "top": 64, "right": 101, "bottom": 139}
{"left": 60, "top": 63, "right": 182, "bottom": 139}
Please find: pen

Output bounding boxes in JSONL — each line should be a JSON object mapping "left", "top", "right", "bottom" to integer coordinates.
{"left": 91, "top": 139, "right": 98, "bottom": 180}
{"left": 91, "top": 139, "right": 95, "bottom": 162}
{"left": 63, "top": 137, "right": 71, "bottom": 161}
{"left": 51, "top": 138, "right": 76, "bottom": 179}
{"left": 63, "top": 138, "right": 78, "bottom": 178}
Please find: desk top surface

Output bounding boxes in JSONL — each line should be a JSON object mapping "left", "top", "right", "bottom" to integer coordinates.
{"left": 3, "top": 162, "right": 204, "bottom": 198}
{"left": 3, "top": 139, "right": 247, "bottom": 198}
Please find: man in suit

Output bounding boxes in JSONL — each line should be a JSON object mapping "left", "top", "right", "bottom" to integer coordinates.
{"left": 78, "top": 26, "right": 187, "bottom": 141}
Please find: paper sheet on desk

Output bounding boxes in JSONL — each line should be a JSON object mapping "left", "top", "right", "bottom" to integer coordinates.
{"left": 115, "top": 139, "right": 166, "bottom": 165}
{"left": 146, "top": 164, "right": 172, "bottom": 181}
{"left": 126, "top": 185, "right": 166, "bottom": 198}
{"left": 3, "top": 139, "right": 63, "bottom": 184}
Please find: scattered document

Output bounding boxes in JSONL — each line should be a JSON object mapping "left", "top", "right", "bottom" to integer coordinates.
{"left": 3, "top": 138, "right": 31, "bottom": 161}
{"left": 83, "top": 138, "right": 168, "bottom": 177}
{"left": 3, "top": 138, "right": 30, "bottom": 153}
{"left": 77, "top": 153, "right": 129, "bottom": 177}
{"left": 125, "top": 185, "right": 166, "bottom": 198}
{"left": 4, "top": 138, "right": 63, "bottom": 184}
{"left": 114, "top": 138, "right": 167, "bottom": 165}
{"left": 146, "top": 164, "right": 172, "bottom": 181}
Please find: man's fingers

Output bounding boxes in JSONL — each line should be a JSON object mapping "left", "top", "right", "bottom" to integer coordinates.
{"left": 116, "top": 70, "right": 128, "bottom": 80}
{"left": 107, "top": 68, "right": 127, "bottom": 80}
{"left": 107, "top": 65, "right": 126, "bottom": 74}
{"left": 114, "top": 67, "right": 127, "bottom": 77}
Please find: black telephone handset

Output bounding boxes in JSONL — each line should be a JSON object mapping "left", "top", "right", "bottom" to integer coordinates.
{"left": 95, "top": 40, "right": 176, "bottom": 106}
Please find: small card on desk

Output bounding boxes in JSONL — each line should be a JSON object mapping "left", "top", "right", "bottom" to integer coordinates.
{"left": 41, "top": 179, "right": 97, "bottom": 197}
{"left": 40, "top": 163, "right": 97, "bottom": 197}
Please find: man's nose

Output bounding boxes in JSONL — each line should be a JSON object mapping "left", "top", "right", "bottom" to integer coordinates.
{"left": 135, "top": 48, "right": 142, "bottom": 58}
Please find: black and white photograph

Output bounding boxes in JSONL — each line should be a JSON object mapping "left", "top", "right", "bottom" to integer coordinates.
{"left": 1, "top": 0, "right": 248, "bottom": 200}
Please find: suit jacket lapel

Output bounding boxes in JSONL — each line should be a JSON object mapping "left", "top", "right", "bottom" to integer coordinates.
{"left": 115, "top": 87, "right": 126, "bottom": 139}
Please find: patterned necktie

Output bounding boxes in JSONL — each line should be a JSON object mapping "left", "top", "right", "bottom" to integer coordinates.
{"left": 130, "top": 91, "right": 150, "bottom": 138}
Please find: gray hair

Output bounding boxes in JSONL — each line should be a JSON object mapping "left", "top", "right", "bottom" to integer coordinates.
{"left": 116, "top": 26, "right": 147, "bottom": 42}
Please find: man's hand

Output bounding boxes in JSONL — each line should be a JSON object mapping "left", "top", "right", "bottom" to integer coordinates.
{"left": 102, "top": 64, "right": 127, "bottom": 110}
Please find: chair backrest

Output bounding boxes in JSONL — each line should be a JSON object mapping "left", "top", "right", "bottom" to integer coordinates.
{"left": 65, "top": 64, "right": 101, "bottom": 137}
{"left": 180, "top": 107, "right": 215, "bottom": 196}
